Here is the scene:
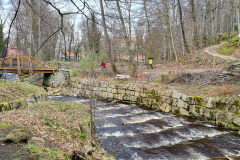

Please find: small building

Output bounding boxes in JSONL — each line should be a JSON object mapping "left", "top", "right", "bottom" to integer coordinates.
{"left": 60, "top": 50, "right": 74, "bottom": 61}
{"left": 7, "top": 46, "right": 21, "bottom": 56}
{"left": 60, "top": 50, "right": 86, "bottom": 61}
{"left": 134, "top": 55, "right": 146, "bottom": 62}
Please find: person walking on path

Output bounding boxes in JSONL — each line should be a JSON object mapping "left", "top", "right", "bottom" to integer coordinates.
{"left": 102, "top": 62, "right": 106, "bottom": 71}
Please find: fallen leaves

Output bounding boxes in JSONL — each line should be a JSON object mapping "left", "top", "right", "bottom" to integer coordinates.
{"left": 0, "top": 101, "right": 91, "bottom": 154}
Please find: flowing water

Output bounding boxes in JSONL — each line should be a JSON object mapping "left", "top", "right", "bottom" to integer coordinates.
{"left": 50, "top": 96, "right": 240, "bottom": 160}
{"left": 0, "top": 73, "right": 18, "bottom": 81}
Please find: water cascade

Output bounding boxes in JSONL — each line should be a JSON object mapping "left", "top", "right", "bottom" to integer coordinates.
{"left": 50, "top": 96, "right": 240, "bottom": 160}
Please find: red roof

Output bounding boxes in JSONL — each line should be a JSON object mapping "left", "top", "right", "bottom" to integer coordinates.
{"left": 131, "top": 37, "right": 137, "bottom": 42}
{"left": 7, "top": 47, "right": 20, "bottom": 56}
{"left": 121, "top": 37, "right": 137, "bottom": 43}
{"left": 63, "top": 50, "right": 74, "bottom": 57}
{"left": 134, "top": 55, "right": 146, "bottom": 60}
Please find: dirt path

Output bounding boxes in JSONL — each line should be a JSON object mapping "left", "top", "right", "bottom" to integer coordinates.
{"left": 204, "top": 43, "right": 238, "bottom": 60}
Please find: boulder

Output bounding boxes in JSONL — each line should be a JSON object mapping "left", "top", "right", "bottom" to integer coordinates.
{"left": 26, "top": 98, "right": 36, "bottom": 105}
{"left": 172, "top": 107, "right": 179, "bottom": 114}
{"left": 205, "top": 97, "right": 215, "bottom": 108}
{"left": 179, "top": 108, "right": 189, "bottom": 116}
{"left": 233, "top": 117, "right": 240, "bottom": 126}
{"left": 84, "top": 145, "right": 94, "bottom": 156}
{"left": 181, "top": 94, "right": 188, "bottom": 101}
{"left": 186, "top": 96, "right": 195, "bottom": 105}
{"left": 71, "top": 150, "right": 86, "bottom": 160}
{"left": 4, "top": 129, "right": 29, "bottom": 142}
{"left": 100, "top": 81, "right": 108, "bottom": 88}
{"left": 177, "top": 100, "right": 188, "bottom": 109}
{"left": 92, "top": 152, "right": 101, "bottom": 160}
{"left": 172, "top": 99, "right": 178, "bottom": 106}
{"left": 31, "top": 137, "right": 45, "bottom": 147}
{"left": 79, "top": 121, "right": 91, "bottom": 139}
{"left": 189, "top": 105, "right": 196, "bottom": 115}
{"left": 162, "top": 96, "right": 172, "bottom": 104}
{"left": 194, "top": 96, "right": 204, "bottom": 106}
{"left": 163, "top": 91, "right": 172, "bottom": 97}
{"left": 164, "top": 104, "right": 171, "bottom": 112}
{"left": 216, "top": 111, "right": 234, "bottom": 124}
{"left": 172, "top": 91, "right": 182, "bottom": 99}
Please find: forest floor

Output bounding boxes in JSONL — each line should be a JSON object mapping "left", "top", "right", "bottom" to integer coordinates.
{"left": 93, "top": 42, "right": 240, "bottom": 101}
{"left": 0, "top": 101, "right": 107, "bottom": 160}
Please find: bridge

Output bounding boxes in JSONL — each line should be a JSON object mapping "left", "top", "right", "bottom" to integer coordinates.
{"left": 0, "top": 55, "right": 57, "bottom": 75}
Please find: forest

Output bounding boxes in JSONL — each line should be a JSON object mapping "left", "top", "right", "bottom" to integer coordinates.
{"left": 0, "top": 0, "right": 240, "bottom": 73}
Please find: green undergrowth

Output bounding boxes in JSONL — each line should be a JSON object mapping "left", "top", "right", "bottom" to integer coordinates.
{"left": 1, "top": 101, "right": 91, "bottom": 155}
{"left": 69, "top": 69, "right": 80, "bottom": 77}
{"left": 217, "top": 36, "right": 240, "bottom": 55}
{"left": 0, "top": 80, "right": 46, "bottom": 103}
{"left": 0, "top": 122, "right": 12, "bottom": 129}
{"left": 24, "top": 144, "right": 71, "bottom": 160}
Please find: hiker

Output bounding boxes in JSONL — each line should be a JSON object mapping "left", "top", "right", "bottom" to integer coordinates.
{"left": 102, "top": 62, "right": 106, "bottom": 71}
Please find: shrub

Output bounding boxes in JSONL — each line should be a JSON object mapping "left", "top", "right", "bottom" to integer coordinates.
{"left": 79, "top": 133, "right": 87, "bottom": 140}
{"left": 70, "top": 70, "right": 79, "bottom": 77}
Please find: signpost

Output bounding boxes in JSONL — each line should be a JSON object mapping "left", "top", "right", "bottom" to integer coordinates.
{"left": 148, "top": 57, "right": 154, "bottom": 69}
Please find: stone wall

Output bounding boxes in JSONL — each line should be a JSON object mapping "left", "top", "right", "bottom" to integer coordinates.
{"left": 43, "top": 70, "right": 70, "bottom": 87}
{"left": 0, "top": 93, "right": 48, "bottom": 112}
{"left": 70, "top": 78, "right": 240, "bottom": 130}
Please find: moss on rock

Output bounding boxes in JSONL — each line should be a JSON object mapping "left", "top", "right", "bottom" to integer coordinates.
{"left": 194, "top": 96, "right": 204, "bottom": 105}
{"left": 0, "top": 103, "right": 10, "bottom": 112}
{"left": 0, "top": 122, "right": 12, "bottom": 129}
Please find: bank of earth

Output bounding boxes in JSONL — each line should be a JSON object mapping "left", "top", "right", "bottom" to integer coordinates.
{"left": 0, "top": 80, "right": 115, "bottom": 160}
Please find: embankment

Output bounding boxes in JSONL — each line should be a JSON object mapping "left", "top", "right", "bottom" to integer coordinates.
{"left": 0, "top": 80, "right": 48, "bottom": 112}
{"left": 70, "top": 78, "right": 240, "bottom": 130}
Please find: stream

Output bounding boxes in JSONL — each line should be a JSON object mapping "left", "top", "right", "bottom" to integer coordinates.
{"left": 0, "top": 73, "right": 18, "bottom": 81}
{"left": 49, "top": 96, "right": 240, "bottom": 160}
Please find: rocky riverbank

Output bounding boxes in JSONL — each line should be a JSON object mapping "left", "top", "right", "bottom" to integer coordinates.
{"left": 0, "top": 81, "right": 116, "bottom": 160}
{"left": 62, "top": 78, "right": 240, "bottom": 131}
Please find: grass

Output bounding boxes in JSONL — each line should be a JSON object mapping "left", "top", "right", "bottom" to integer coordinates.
{"left": 24, "top": 144, "right": 71, "bottom": 160}
{"left": 69, "top": 69, "right": 80, "bottom": 77}
{"left": 0, "top": 122, "right": 12, "bottom": 129}
{"left": 79, "top": 133, "right": 87, "bottom": 140}
{"left": 0, "top": 80, "right": 46, "bottom": 103}
{"left": 1, "top": 101, "right": 91, "bottom": 154}
{"left": 217, "top": 36, "right": 240, "bottom": 55}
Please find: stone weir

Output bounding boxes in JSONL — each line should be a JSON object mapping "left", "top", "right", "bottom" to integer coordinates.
{"left": 70, "top": 78, "right": 240, "bottom": 130}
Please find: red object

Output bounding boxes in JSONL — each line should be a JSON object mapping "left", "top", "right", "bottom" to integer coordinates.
{"left": 103, "top": 62, "right": 106, "bottom": 67}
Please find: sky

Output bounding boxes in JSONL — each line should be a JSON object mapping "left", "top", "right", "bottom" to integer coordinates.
{"left": 1, "top": 0, "right": 142, "bottom": 38}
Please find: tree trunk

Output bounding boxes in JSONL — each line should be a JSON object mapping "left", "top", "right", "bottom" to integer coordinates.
{"left": 100, "top": 0, "right": 118, "bottom": 74}
{"left": 116, "top": 0, "right": 136, "bottom": 73}
{"left": 210, "top": 0, "right": 215, "bottom": 43}
{"left": 177, "top": 0, "right": 189, "bottom": 54}
{"left": 190, "top": 0, "right": 198, "bottom": 49}
{"left": 164, "top": 1, "right": 178, "bottom": 62}
{"left": 236, "top": 0, "right": 240, "bottom": 36}
{"left": 38, "top": 0, "right": 42, "bottom": 60}
{"left": 144, "top": 0, "right": 152, "bottom": 59}
{"left": 68, "top": 29, "right": 74, "bottom": 62}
